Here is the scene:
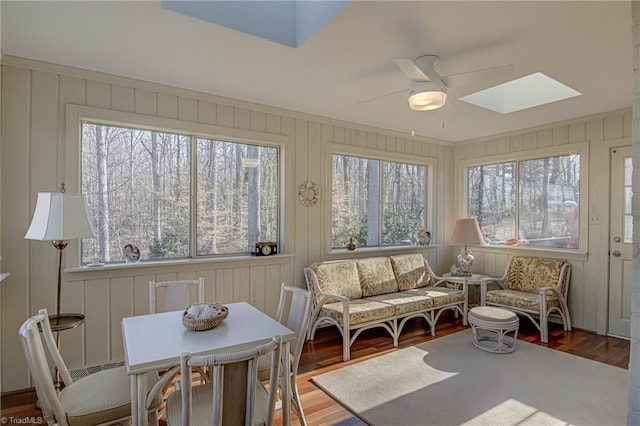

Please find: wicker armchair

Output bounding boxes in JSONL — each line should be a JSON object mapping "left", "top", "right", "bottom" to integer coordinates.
{"left": 482, "top": 255, "right": 572, "bottom": 343}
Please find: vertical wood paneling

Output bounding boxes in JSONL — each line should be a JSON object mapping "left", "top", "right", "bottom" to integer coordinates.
{"left": 537, "top": 129, "right": 553, "bottom": 148}
{"left": 234, "top": 107, "right": 251, "bottom": 130}
{"left": 552, "top": 126, "right": 569, "bottom": 145}
{"left": 59, "top": 75, "right": 86, "bottom": 175}
{"left": 496, "top": 137, "right": 511, "bottom": 154}
{"left": 376, "top": 133, "right": 386, "bottom": 151}
{"left": 333, "top": 126, "right": 345, "bottom": 144}
{"left": 250, "top": 111, "right": 266, "bottom": 133}
{"left": 86, "top": 80, "right": 110, "bottom": 108}
{"left": 216, "top": 104, "right": 234, "bottom": 127}
{"left": 134, "top": 89, "right": 156, "bottom": 115}
{"left": 266, "top": 113, "right": 281, "bottom": 135}
{"left": 157, "top": 93, "right": 178, "bottom": 119}
{"left": 111, "top": 85, "right": 135, "bottom": 113}
{"left": 233, "top": 267, "right": 251, "bottom": 303}
{"left": 178, "top": 97, "right": 197, "bottom": 122}
{"left": 569, "top": 122, "right": 586, "bottom": 142}
{"left": 197, "top": 100, "right": 216, "bottom": 125}
{"left": 133, "top": 275, "right": 154, "bottom": 316}
{"left": 522, "top": 132, "right": 537, "bottom": 151}
{"left": 200, "top": 270, "right": 217, "bottom": 303}
{"left": 604, "top": 115, "right": 624, "bottom": 140}
{"left": 250, "top": 265, "right": 267, "bottom": 312}
{"left": 84, "top": 279, "right": 110, "bottom": 365}
{"left": 293, "top": 119, "right": 309, "bottom": 286}
{"left": 109, "top": 277, "right": 133, "bottom": 359}
{"left": 306, "top": 122, "right": 323, "bottom": 265}
{"left": 510, "top": 135, "right": 523, "bottom": 152}
{"left": 215, "top": 269, "right": 234, "bottom": 304}
{"left": 265, "top": 264, "right": 282, "bottom": 316}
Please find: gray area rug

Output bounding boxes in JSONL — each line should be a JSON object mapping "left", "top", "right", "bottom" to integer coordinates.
{"left": 312, "top": 330, "right": 628, "bottom": 426}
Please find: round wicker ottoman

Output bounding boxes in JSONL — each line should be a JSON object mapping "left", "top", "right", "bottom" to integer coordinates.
{"left": 468, "top": 306, "right": 519, "bottom": 353}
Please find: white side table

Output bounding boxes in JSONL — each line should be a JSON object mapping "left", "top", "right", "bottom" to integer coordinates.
{"left": 442, "top": 273, "right": 495, "bottom": 326}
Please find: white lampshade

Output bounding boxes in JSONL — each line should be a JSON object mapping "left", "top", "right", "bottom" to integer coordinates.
{"left": 449, "top": 218, "right": 485, "bottom": 247}
{"left": 25, "top": 193, "right": 94, "bottom": 241}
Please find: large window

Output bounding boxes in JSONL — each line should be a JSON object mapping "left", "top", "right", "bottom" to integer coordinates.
{"left": 466, "top": 153, "right": 580, "bottom": 249}
{"left": 332, "top": 154, "right": 426, "bottom": 249}
{"left": 80, "top": 122, "right": 279, "bottom": 264}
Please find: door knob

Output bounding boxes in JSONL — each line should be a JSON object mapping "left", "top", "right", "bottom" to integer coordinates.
{"left": 612, "top": 251, "right": 621, "bottom": 257}
{"left": 613, "top": 236, "right": 621, "bottom": 243}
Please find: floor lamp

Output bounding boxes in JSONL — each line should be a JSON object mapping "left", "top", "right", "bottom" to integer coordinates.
{"left": 24, "top": 190, "right": 94, "bottom": 388}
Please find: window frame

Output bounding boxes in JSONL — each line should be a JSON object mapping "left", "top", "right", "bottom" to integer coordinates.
{"left": 65, "top": 104, "right": 291, "bottom": 267}
{"left": 324, "top": 143, "right": 434, "bottom": 254}
{"left": 457, "top": 142, "right": 589, "bottom": 255}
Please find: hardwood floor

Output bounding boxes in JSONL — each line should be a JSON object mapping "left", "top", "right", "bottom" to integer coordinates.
{"left": 2, "top": 313, "right": 630, "bottom": 425}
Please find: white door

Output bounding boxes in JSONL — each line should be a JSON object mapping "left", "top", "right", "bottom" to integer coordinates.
{"left": 608, "top": 146, "right": 633, "bottom": 338}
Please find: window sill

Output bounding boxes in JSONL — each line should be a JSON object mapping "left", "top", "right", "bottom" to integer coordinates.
{"left": 328, "top": 244, "right": 439, "bottom": 258}
{"left": 65, "top": 254, "right": 295, "bottom": 280}
{"left": 469, "top": 245, "right": 588, "bottom": 262}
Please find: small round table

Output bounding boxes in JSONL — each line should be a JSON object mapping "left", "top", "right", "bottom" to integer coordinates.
{"left": 442, "top": 273, "right": 494, "bottom": 326}
{"left": 468, "top": 306, "right": 519, "bottom": 353}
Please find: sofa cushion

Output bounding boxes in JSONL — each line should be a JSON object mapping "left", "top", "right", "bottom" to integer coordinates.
{"left": 313, "top": 261, "right": 362, "bottom": 300}
{"left": 407, "top": 286, "right": 464, "bottom": 307}
{"left": 368, "top": 292, "right": 433, "bottom": 316}
{"left": 320, "top": 299, "right": 396, "bottom": 325}
{"left": 486, "top": 289, "right": 561, "bottom": 311}
{"left": 356, "top": 257, "right": 399, "bottom": 297}
{"left": 390, "top": 254, "right": 430, "bottom": 290}
{"left": 506, "top": 256, "right": 566, "bottom": 293}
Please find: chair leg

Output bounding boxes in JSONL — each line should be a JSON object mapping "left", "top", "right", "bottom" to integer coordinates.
{"left": 291, "top": 379, "right": 307, "bottom": 426}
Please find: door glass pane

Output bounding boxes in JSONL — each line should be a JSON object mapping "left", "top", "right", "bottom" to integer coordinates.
{"left": 625, "top": 157, "right": 633, "bottom": 186}
{"left": 625, "top": 187, "right": 632, "bottom": 215}
{"left": 625, "top": 215, "right": 633, "bottom": 243}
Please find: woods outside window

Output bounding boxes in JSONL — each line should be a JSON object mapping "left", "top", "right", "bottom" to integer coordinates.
{"left": 80, "top": 121, "right": 279, "bottom": 264}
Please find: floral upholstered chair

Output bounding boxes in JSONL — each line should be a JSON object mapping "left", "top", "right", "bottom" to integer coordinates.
{"left": 482, "top": 256, "right": 571, "bottom": 343}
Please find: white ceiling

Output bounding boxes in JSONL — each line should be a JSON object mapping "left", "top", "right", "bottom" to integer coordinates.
{"left": 1, "top": 1, "right": 632, "bottom": 142}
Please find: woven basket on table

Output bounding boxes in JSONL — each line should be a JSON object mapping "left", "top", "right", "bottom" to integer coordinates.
{"left": 182, "top": 302, "right": 229, "bottom": 331}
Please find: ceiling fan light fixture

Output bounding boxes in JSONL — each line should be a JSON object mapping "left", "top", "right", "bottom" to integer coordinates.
{"left": 408, "top": 87, "right": 447, "bottom": 111}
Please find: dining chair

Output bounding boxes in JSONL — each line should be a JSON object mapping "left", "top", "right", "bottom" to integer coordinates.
{"left": 149, "top": 278, "right": 205, "bottom": 313}
{"left": 149, "top": 278, "right": 209, "bottom": 389}
{"left": 19, "top": 308, "right": 168, "bottom": 426}
{"left": 165, "top": 335, "right": 283, "bottom": 426}
{"left": 257, "top": 284, "right": 312, "bottom": 425}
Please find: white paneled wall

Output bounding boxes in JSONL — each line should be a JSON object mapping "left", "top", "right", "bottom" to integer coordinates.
{"left": 454, "top": 109, "right": 632, "bottom": 337}
{"left": 0, "top": 56, "right": 450, "bottom": 391}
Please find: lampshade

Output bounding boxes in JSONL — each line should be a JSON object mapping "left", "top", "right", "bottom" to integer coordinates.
{"left": 449, "top": 218, "right": 485, "bottom": 247}
{"left": 408, "top": 81, "right": 447, "bottom": 111}
{"left": 25, "top": 193, "right": 94, "bottom": 241}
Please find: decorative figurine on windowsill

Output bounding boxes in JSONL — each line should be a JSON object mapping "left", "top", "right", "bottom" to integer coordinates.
{"left": 417, "top": 229, "right": 431, "bottom": 246}
{"left": 346, "top": 237, "right": 356, "bottom": 251}
{"left": 123, "top": 244, "right": 140, "bottom": 263}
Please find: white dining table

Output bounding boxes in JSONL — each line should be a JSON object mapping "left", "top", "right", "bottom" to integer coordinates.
{"left": 122, "top": 301, "right": 296, "bottom": 426}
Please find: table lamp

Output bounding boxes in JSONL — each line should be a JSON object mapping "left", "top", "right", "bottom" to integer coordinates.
{"left": 449, "top": 218, "right": 485, "bottom": 277}
{"left": 25, "top": 189, "right": 94, "bottom": 329}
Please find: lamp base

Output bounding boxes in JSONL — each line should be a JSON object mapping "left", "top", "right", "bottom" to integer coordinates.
{"left": 450, "top": 247, "right": 474, "bottom": 277}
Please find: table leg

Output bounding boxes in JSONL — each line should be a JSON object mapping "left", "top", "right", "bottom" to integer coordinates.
{"left": 131, "top": 375, "right": 138, "bottom": 426}
{"left": 463, "top": 281, "right": 469, "bottom": 326}
{"left": 281, "top": 341, "right": 292, "bottom": 426}
{"left": 137, "top": 373, "right": 149, "bottom": 426}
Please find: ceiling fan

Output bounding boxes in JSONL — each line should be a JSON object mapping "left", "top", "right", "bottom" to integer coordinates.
{"left": 374, "top": 55, "right": 513, "bottom": 111}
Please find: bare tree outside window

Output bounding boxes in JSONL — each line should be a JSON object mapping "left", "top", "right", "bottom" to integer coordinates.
{"left": 80, "top": 122, "right": 279, "bottom": 264}
{"left": 332, "top": 154, "right": 426, "bottom": 249}
{"left": 466, "top": 154, "right": 580, "bottom": 249}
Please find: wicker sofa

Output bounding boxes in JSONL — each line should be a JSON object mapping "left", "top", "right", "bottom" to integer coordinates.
{"left": 304, "top": 253, "right": 464, "bottom": 361}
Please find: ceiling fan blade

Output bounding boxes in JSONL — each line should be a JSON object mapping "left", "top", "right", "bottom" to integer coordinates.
{"left": 393, "top": 59, "right": 430, "bottom": 81}
{"left": 444, "top": 64, "right": 514, "bottom": 88}
{"left": 359, "top": 88, "right": 408, "bottom": 104}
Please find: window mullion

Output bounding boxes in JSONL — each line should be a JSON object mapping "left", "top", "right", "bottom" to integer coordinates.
{"left": 190, "top": 135, "right": 198, "bottom": 258}
{"left": 378, "top": 160, "right": 384, "bottom": 247}
{"left": 514, "top": 161, "right": 520, "bottom": 241}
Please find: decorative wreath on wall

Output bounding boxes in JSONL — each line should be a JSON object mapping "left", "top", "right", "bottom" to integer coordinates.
{"left": 298, "top": 181, "right": 319, "bottom": 207}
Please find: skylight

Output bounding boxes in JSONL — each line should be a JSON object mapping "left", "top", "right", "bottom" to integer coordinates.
{"left": 162, "top": 1, "right": 350, "bottom": 48}
{"left": 459, "top": 72, "right": 581, "bottom": 114}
